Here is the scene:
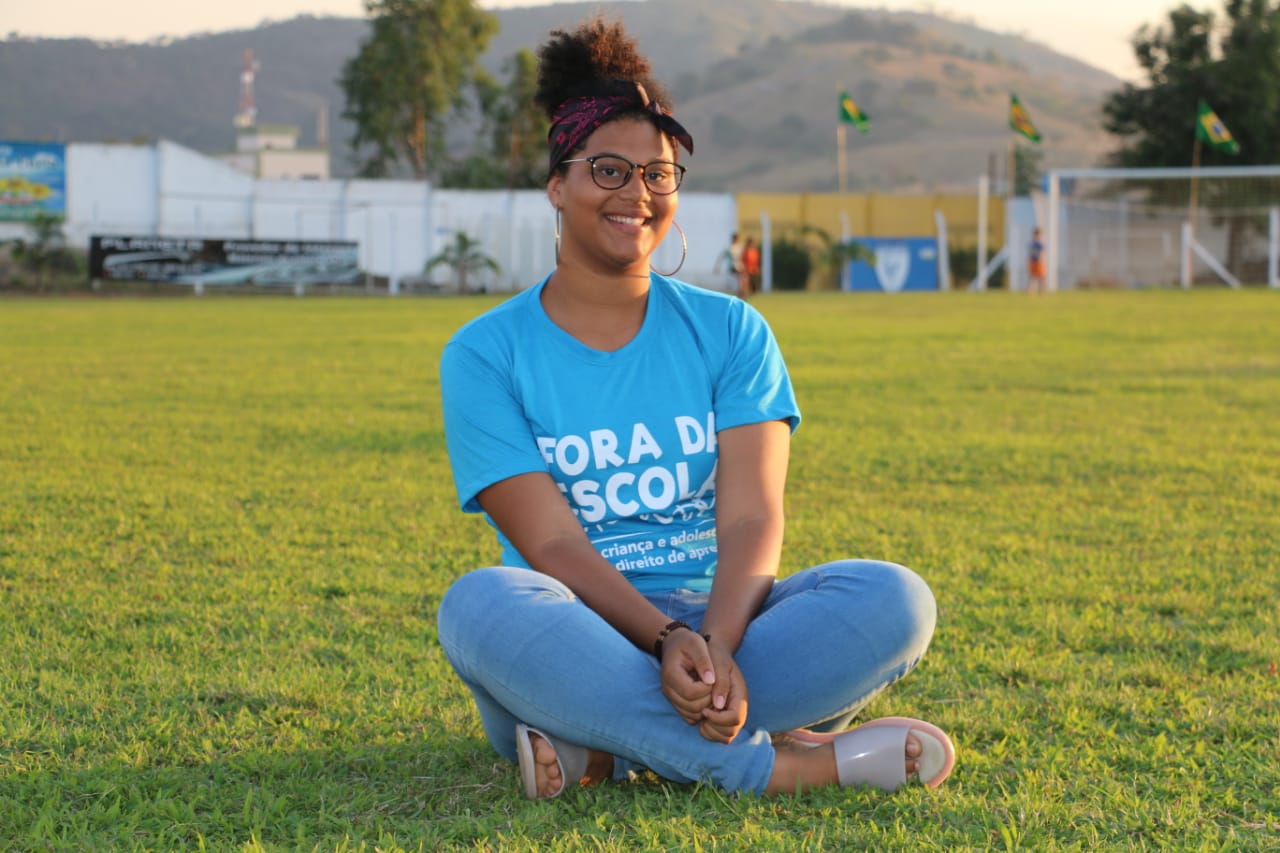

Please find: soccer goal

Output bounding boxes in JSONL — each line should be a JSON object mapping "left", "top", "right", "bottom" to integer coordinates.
{"left": 1045, "top": 166, "right": 1280, "bottom": 291}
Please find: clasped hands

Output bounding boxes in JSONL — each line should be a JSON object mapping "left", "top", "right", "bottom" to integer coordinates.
{"left": 659, "top": 629, "right": 748, "bottom": 743}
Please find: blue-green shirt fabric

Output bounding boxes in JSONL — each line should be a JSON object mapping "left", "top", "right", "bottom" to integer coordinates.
{"left": 440, "top": 273, "right": 800, "bottom": 593}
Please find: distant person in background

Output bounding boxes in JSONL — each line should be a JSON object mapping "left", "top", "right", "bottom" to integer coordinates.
{"left": 715, "top": 232, "right": 747, "bottom": 297}
{"left": 742, "top": 237, "right": 761, "bottom": 296}
{"left": 1028, "top": 227, "right": 1046, "bottom": 294}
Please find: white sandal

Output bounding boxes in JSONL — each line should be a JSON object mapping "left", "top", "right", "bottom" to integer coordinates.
{"left": 514, "top": 723, "right": 591, "bottom": 799}
{"left": 784, "top": 716, "right": 956, "bottom": 791}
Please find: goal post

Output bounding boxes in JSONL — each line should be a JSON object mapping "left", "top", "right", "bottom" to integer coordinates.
{"left": 1045, "top": 166, "right": 1280, "bottom": 291}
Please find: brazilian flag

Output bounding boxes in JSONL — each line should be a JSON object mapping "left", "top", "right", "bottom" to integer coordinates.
{"left": 839, "top": 91, "right": 870, "bottom": 134}
{"left": 1009, "top": 93, "right": 1041, "bottom": 143}
{"left": 1196, "top": 100, "right": 1240, "bottom": 155}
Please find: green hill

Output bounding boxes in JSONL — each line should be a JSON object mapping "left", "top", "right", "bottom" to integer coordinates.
{"left": 0, "top": 0, "right": 1121, "bottom": 191}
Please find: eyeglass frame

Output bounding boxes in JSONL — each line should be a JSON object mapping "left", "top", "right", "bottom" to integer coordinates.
{"left": 558, "top": 153, "right": 687, "bottom": 195}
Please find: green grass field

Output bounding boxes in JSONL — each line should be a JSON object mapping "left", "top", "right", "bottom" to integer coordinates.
{"left": 2, "top": 290, "right": 1277, "bottom": 851}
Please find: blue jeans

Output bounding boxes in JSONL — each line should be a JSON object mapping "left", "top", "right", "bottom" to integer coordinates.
{"left": 436, "top": 559, "right": 936, "bottom": 795}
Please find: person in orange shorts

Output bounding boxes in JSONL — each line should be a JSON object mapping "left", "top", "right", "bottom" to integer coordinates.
{"left": 741, "top": 236, "right": 761, "bottom": 296}
{"left": 1028, "top": 227, "right": 1046, "bottom": 294}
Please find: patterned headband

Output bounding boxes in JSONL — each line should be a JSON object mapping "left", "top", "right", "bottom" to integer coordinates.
{"left": 547, "top": 82, "right": 694, "bottom": 174}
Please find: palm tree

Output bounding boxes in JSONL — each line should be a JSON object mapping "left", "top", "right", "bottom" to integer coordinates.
{"left": 423, "top": 231, "right": 500, "bottom": 293}
{"left": 796, "top": 224, "right": 877, "bottom": 290}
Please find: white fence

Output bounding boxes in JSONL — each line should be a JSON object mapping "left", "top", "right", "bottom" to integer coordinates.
{"left": 0, "top": 139, "right": 738, "bottom": 293}
{"left": 1045, "top": 165, "right": 1280, "bottom": 291}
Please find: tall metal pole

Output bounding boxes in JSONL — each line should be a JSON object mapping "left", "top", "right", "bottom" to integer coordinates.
{"left": 976, "top": 174, "right": 989, "bottom": 290}
{"left": 1007, "top": 137, "right": 1016, "bottom": 198}
{"left": 837, "top": 123, "right": 847, "bottom": 195}
{"left": 1185, "top": 135, "right": 1202, "bottom": 287}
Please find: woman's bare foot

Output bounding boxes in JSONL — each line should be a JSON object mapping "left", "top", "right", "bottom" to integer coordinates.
{"left": 527, "top": 730, "right": 614, "bottom": 797}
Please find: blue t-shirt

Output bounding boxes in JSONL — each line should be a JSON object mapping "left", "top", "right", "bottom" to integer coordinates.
{"left": 439, "top": 273, "right": 800, "bottom": 593}
{"left": 1030, "top": 237, "right": 1044, "bottom": 263}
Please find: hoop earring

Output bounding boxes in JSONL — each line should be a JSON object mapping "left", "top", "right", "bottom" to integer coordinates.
{"left": 651, "top": 221, "right": 687, "bottom": 277}
{"left": 554, "top": 208, "right": 562, "bottom": 264}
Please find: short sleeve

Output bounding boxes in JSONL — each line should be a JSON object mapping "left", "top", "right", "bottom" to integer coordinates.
{"left": 439, "top": 339, "right": 549, "bottom": 513}
{"left": 713, "top": 303, "right": 801, "bottom": 433}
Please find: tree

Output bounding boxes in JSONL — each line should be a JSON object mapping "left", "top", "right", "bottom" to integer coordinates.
{"left": 1103, "top": 1, "right": 1280, "bottom": 169}
{"left": 9, "top": 212, "right": 76, "bottom": 292}
{"left": 424, "top": 231, "right": 500, "bottom": 292}
{"left": 769, "top": 237, "right": 811, "bottom": 291}
{"left": 1102, "top": 1, "right": 1280, "bottom": 272}
{"left": 796, "top": 224, "right": 877, "bottom": 290}
{"left": 339, "top": 0, "right": 498, "bottom": 180}
{"left": 440, "top": 48, "right": 550, "bottom": 189}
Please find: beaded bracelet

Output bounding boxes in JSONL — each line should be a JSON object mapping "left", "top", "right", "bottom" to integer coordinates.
{"left": 653, "top": 619, "right": 711, "bottom": 659}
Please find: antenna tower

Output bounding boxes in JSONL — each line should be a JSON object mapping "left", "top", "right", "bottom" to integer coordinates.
{"left": 234, "top": 48, "right": 260, "bottom": 128}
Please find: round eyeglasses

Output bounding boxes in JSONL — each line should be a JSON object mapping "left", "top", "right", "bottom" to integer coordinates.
{"left": 559, "top": 154, "right": 686, "bottom": 195}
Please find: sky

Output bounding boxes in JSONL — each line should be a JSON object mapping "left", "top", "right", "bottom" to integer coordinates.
{"left": 2, "top": 0, "right": 1184, "bottom": 82}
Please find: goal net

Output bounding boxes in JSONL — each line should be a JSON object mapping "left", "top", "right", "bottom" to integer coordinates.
{"left": 1045, "top": 166, "right": 1280, "bottom": 290}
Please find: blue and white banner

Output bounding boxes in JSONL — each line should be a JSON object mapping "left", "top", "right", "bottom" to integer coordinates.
{"left": 0, "top": 142, "right": 67, "bottom": 221}
{"left": 844, "top": 237, "right": 940, "bottom": 292}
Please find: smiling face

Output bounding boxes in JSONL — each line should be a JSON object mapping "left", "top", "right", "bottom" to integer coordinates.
{"left": 547, "top": 117, "right": 679, "bottom": 278}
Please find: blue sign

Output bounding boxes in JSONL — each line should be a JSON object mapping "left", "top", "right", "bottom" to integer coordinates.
{"left": 0, "top": 141, "right": 67, "bottom": 221}
{"left": 843, "top": 236, "right": 940, "bottom": 292}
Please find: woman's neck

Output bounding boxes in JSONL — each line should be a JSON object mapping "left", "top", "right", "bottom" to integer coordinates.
{"left": 541, "top": 264, "right": 650, "bottom": 352}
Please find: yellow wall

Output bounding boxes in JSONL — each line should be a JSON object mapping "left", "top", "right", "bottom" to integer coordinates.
{"left": 734, "top": 191, "right": 1005, "bottom": 290}
{"left": 736, "top": 192, "right": 1004, "bottom": 249}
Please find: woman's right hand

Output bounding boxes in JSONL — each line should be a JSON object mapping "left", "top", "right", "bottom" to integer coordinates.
{"left": 659, "top": 628, "right": 716, "bottom": 726}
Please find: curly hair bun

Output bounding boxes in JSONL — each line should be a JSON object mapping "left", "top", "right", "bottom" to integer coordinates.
{"left": 534, "top": 16, "right": 674, "bottom": 119}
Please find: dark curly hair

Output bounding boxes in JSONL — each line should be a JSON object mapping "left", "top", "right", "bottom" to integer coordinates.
{"left": 534, "top": 16, "right": 674, "bottom": 120}
{"left": 535, "top": 16, "right": 688, "bottom": 178}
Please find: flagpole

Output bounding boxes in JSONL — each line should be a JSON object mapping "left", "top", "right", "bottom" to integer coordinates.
{"left": 1007, "top": 137, "right": 1016, "bottom": 198}
{"left": 1185, "top": 134, "right": 1201, "bottom": 287}
{"left": 837, "top": 122, "right": 847, "bottom": 195}
{"left": 1188, "top": 134, "right": 1201, "bottom": 225}
{"left": 1006, "top": 137, "right": 1017, "bottom": 290}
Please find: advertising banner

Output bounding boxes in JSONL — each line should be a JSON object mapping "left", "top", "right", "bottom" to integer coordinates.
{"left": 88, "top": 236, "right": 361, "bottom": 287}
{"left": 0, "top": 142, "right": 67, "bottom": 221}
{"left": 843, "top": 237, "right": 940, "bottom": 292}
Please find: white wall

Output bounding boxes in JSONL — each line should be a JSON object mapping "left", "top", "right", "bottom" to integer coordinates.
{"left": 157, "top": 141, "right": 257, "bottom": 239}
{"left": 10, "top": 139, "right": 737, "bottom": 293}
{"left": 423, "top": 188, "right": 736, "bottom": 292}
{"left": 66, "top": 144, "right": 159, "bottom": 239}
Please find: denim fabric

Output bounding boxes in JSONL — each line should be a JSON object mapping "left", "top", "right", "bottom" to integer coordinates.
{"left": 436, "top": 559, "right": 936, "bottom": 795}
